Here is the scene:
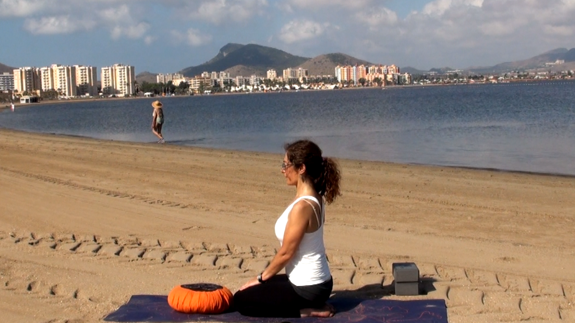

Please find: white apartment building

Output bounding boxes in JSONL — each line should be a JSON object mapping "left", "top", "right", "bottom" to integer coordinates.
{"left": 283, "top": 68, "right": 297, "bottom": 80}
{"left": 39, "top": 66, "right": 55, "bottom": 92}
{"left": 14, "top": 67, "right": 41, "bottom": 95}
{"left": 189, "top": 76, "right": 211, "bottom": 91}
{"left": 101, "top": 64, "right": 135, "bottom": 96}
{"left": 0, "top": 72, "right": 14, "bottom": 91}
{"left": 16, "top": 64, "right": 96, "bottom": 97}
{"left": 250, "top": 75, "right": 261, "bottom": 86}
{"left": 38, "top": 64, "right": 77, "bottom": 97}
{"left": 282, "top": 68, "right": 308, "bottom": 81}
{"left": 267, "top": 69, "right": 277, "bottom": 80}
{"left": 75, "top": 65, "right": 97, "bottom": 96}
{"left": 157, "top": 73, "right": 183, "bottom": 84}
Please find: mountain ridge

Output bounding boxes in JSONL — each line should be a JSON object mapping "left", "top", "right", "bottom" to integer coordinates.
{"left": 180, "top": 43, "right": 310, "bottom": 77}
{"left": 0, "top": 62, "right": 15, "bottom": 74}
{"left": 175, "top": 43, "right": 575, "bottom": 79}
{"left": 466, "top": 47, "right": 575, "bottom": 74}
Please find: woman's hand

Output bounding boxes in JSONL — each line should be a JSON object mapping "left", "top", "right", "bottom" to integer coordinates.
{"left": 239, "top": 277, "right": 260, "bottom": 291}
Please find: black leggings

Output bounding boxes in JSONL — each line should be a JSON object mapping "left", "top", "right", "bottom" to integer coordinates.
{"left": 233, "top": 275, "right": 333, "bottom": 318}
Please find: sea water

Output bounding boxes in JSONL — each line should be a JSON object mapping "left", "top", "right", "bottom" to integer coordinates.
{"left": 1, "top": 80, "right": 574, "bottom": 176}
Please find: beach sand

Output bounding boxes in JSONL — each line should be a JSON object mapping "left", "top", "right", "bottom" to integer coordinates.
{"left": 1, "top": 128, "right": 575, "bottom": 323}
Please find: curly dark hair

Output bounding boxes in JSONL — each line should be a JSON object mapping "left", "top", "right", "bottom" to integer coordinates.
{"left": 284, "top": 140, "right": 341, "bottom": 204}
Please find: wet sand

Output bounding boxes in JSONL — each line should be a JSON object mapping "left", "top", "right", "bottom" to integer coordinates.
{"left": 1, "top": 128, "right": 575, "bottom": 322}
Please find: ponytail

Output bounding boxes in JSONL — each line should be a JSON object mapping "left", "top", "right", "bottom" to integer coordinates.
{"left": 317, "top": 157, "right": 341, "bottom": 204}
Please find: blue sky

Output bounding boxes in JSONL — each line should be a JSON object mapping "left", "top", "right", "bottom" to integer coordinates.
{"left": 1, "top": 0, "right": 574, "bottom": 75}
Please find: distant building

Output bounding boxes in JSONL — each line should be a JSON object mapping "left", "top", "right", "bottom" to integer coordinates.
{"left": 267, "top": 69, "right": 277, "bottom": 80}
{"left": 157, "top": 73, "right": 183, "bottom": 84}
{"left": 75, "top": 65, "right": 98, "bottom": 96}
{"left": 101, "top": 64, "right": 136, "bottom": 96}
{"left": 20, "top": 95, "right": 39, "bottom": 103}
{"left": 189, "top": 76, "right": 211, "bottom": 92}
{"left": 0, "top": 72, "right": 14, "bottom": 91}
{"left": 546, "top": 60, "right": 565, "bottom": 66}
{"left": 39, "top": 64, "right": 77, "bottom": 97}
{"left": 336, "top": 64, "right": 404, "bottom": 85}
{"left": 14, "top": 67, "right": 41, "bottom": 95}
{"left": 16, "top": 64, "right": 97, "bottom": 97}
{"left": 283, "top": 68, "right": 308, "bottom": 81}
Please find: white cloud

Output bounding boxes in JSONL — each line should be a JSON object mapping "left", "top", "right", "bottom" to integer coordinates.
{"left": 171, "top": 28, "right": 212, "bottom": 47}
{"left": 99, "top": 5, "right": 151, "bottom": 40}
{"left": 5, "top": 1, "right": 153, "bottom": 42}
{"left": 358, "top": 7, "right": 399, "bottom": 30}
{"left": 411, "top": 0, "right": 575, "bottom": 43}
{"left": 421, "top": 0, "right": 483, "bottom": 16}
{"left": 110, "top": 22, "right": 150, "bottom": 40}
{"left": 144, "top": 36, "right": 155, "bottom": 45}
{"left": 174, "top": 0, "right": 268, "bottom": 24}
{"left": 278, "top": 19, "right": 329, "bottom": 44}
{"left": 0, "top": 0, "right": 52, "bottom": 17}
{"left": 542, "top": 24, "right": 574, "bottom": 37}
{"left": 23, "top": 15, "right": 97, "bottom": 34}
{"left": 282, "top": 0, "right": 374, "bottom": 11}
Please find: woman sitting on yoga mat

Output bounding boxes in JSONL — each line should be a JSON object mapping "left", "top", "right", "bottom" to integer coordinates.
{"left": 234, "top": 140, "right": 341, "bottom": 318}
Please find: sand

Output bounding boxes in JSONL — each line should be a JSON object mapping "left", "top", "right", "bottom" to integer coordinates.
{"left": 1, "top": 128, "right": 575, "bottom": 323}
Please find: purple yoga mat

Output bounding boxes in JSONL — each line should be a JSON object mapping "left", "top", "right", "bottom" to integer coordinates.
{"left": 103, "top": 295, "right": 448, "bottom": 322}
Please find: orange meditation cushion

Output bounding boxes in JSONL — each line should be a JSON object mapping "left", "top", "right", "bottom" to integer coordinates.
{"left": 167, "top": 283, "right": 233, "bottom": 314}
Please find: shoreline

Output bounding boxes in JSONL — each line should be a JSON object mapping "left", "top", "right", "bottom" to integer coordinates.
{"left": 3, "top": 78, "right": 572, "bottom": 112}
{"left": 3, "top": 126, "right": 575, "bottom": 179}
{"left": 1, "top": 128, "right": 575, "bottom": 322}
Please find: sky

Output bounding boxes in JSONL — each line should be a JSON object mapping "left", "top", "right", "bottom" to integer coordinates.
{"left": 1, "top": 0, "right": 575, "bottom": 75}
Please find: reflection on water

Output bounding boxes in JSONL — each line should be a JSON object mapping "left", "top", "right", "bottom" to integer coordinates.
{"left": 1, "top": 81, "right": 575, "bottom": 176}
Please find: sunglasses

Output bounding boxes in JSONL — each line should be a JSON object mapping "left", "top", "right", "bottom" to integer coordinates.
{"left": 281, "top": 161, "right": 293, "bottom": 170}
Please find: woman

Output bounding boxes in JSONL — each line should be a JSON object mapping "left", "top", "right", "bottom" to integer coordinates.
{"left": 234, "top": 139, "right": 341, "bottom": 318}
{"left": 151, "top": 100, "right": 164, "bottom": 143}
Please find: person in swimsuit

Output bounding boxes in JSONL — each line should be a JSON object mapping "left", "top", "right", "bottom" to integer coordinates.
{"left": 151, "top": 100, "right": 164, "bottom": 143}
{"left": 234, "top": 139, "right": 342, "bottom": 318}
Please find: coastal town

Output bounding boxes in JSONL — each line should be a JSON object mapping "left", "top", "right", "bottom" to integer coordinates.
{"left": 1, "top": 60, "right": 574, "bottom": 105}
{"left": 1, "top": 63, "right": 406, "bottom": 102}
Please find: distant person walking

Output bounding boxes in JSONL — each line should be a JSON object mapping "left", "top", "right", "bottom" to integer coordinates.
{"left": 151, "top": 100, "right": 165, "bottom": 143}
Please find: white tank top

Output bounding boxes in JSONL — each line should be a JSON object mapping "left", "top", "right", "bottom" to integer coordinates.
{"left": 275, "top": 196, "right": 331, "bottom": 286}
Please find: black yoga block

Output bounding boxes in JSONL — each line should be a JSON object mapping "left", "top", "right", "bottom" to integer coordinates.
{"left": 392, "top": 262, "right": 420, "bottom": 283}
{"left": 394, "top": 281, "right": 420, "bottom": 296}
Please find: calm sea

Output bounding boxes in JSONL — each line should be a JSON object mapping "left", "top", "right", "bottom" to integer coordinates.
{"left": 2, "top": 81, "right": 575, "bottom": 176}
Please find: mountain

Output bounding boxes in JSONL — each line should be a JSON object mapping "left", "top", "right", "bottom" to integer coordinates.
{"left": 468, "top": 48, "right": 575, "bottom": 74}
{"left": 298, "top": 53, "right": 372, "bottom": 76}
{"left": 204, "top": 43, "right": 245, "bottom": 65}
{"left": 180, "top": 43, "right": 310, "bottom": 77}
{"left": 562, "top": 48, "right": 575, "bottom": 61}
{"left": 400, "top": 66, "right": 427, "bottom": 75}
{"left": 0, "top": 62, "right": 15, "bottom": 74}
{"left": 136, "top": 71, "right": 158, "bottom": 84}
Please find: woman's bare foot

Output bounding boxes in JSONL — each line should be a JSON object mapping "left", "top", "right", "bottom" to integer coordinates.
{"left": 300, "top": 303, "right": 335, "bottom": 317}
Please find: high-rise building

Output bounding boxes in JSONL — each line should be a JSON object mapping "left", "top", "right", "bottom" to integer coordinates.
{"left": 283, "top": 68, "right": 297, "bottom": 80}
{"left": 41, "top": 64, "right": 78, "bottom": 97}
{"left": 282, "top": 68, "right": 308, "bottom": 81}
{"left": 0, "top": 72, "right": 14, "bottom": 91}
{"left": 157, "top": 73, "right": 183, "bottom": 84}
{"left": 38, "top": 64, "right": 96, "bottom": 97}
{"left": 14, "top": 67, "right": 41, "bottom": 95}
{"left": 101, "top": 64, "right": 135, "bottom": 96}
{"left": 75, "top": 65, "right": 97, "bottom": 96}
{"left": 39, "top": 65, "right": 56, "bottom": 92}
{"left": 267, "top": 69, "right": 277, "bottom": 80}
